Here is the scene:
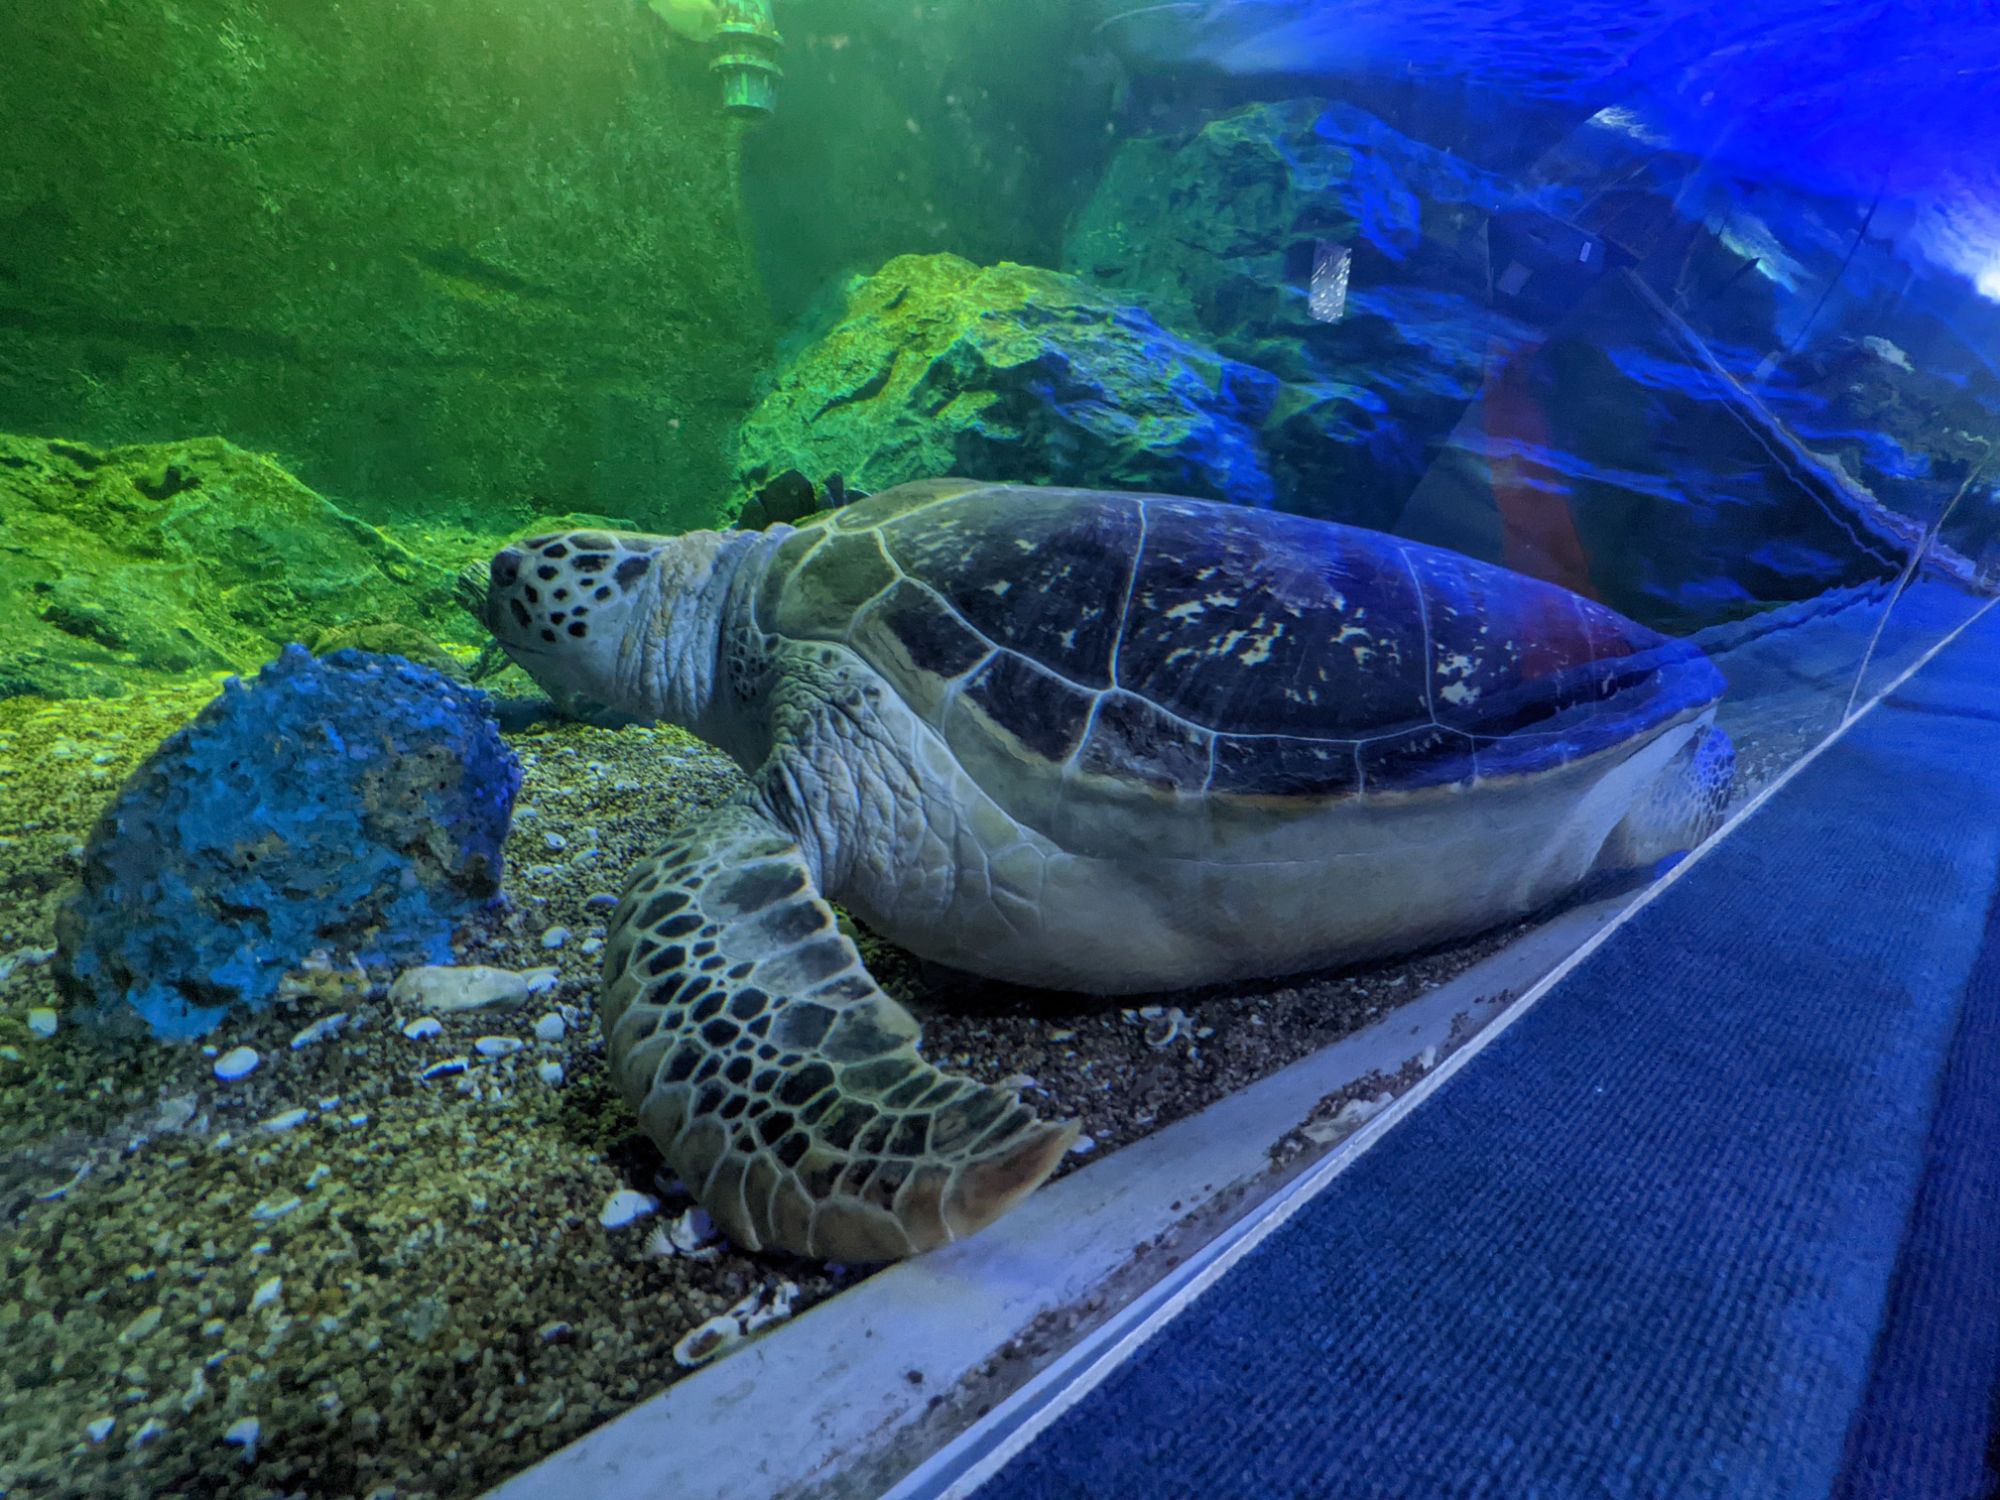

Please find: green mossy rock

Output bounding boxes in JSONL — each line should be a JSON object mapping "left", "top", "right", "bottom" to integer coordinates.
{"left": 735, "top": 253, "right": 1280, "bottom": 508}
{"left": 0, "top": 433, "right": 464, "bottom": 699}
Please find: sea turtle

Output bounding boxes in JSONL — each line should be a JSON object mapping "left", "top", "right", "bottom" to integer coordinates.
{"left": 463, "top": 479, "right": 1733, "bottom": 1262}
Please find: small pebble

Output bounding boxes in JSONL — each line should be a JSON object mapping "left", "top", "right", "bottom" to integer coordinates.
{"left": 543, "top": 831, "right": 567, "bottom": 851}
{"left": 26, "top": 1007, "right": 57, "bottom": 1038}
{"left": 541, "top": 926, "right": 571, "bottom": 950}
{"left": 213, "top": 1047, "right": 260, "bottom": 1081}
{"left": 86, "top": 1416, "right": 115, "bottom": 1444}
{"left": 118, "top": 1306, "right": 163, "bottom": 1344}
{"left": 390, "top": 964, "right": 546, "bottom": 1014}
{"left": 533, "top": 1013, "right": 565, "bottom": 1042}
{"left": 249, "top": 1276, "right": 283, "bottom": 1312}
{"left": 259, "top": 1108, "right": 310, "bottom": 1133}
{"left": 475, "top": 1035, "right": 524, "bottom": 1058}
{"left": 1069, "top": 1134, "right": 1097, "bottom": 1155}
{"left": 538, "top": 1061, "right": 565, "bottom": 1086}
{"left": 400, "top": 1016, "right": 443, "bottom": 1040}
{"left": 420, "top": 1057, "right": 470, "bottom": 1081}
{"left": 538, "top": 1320, "right": 573, "bottom": 1343}
{"left": 251, "top": 1195, "right": 301, "bottom": 1223}
{"left": 289, "top": 1013, "right": 348, "bottom": 1050}
{"left": 580, "top": 937, "right": 605, "bottom": 956}
{"left": 131, "top": 1417, "right": 167, "bottom": 1448}
{"left": 599, "top": 1189, "right": 659, "bottom": 1229}
{"left": 584, "top": 893, "right": 619, "bottom": 911}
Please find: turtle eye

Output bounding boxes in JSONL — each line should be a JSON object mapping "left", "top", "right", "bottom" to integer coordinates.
{"left": 490, "top": 549, "right": 523, "bottom": 589}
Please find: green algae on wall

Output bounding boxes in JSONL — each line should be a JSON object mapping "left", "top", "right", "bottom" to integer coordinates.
{"left": 0, "top": 0, "right": 772, "bottom": 534}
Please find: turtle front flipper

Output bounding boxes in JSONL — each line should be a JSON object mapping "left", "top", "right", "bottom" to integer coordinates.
{"left": 601, "top": 797, "right": 1079, "bottom": 1263}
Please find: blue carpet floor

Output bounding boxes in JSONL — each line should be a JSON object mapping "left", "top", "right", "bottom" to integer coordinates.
{"left": 978, "top": 607, "right": 2000, "bottom": 1500}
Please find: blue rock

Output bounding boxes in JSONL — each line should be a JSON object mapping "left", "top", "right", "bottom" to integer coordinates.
{"left": 55, "top": 646, "right": 521, "bottom": 1038}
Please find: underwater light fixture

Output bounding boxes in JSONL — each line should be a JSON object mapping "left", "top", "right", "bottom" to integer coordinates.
{"left": 710, "top": 0, "right": 784, "bottom": 117}
{"left": 649, "top": 0, "right": 784, "bottom": 116}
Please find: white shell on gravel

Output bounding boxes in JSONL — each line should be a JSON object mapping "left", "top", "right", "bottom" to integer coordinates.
{"left": 289, "top": 1013, "right": 348, "bottom": 1050}
{"left": 540, "top": 926, "right": 571, "bottom": 949}
{"left": 213, "top": 1047, "right": 260, "bottom": 1081}
{"left": 259, "top": 1108, "right": 310, "bottom": 1133}
{"left": 249, "top": 1276, "right": 283, "bottom": 1312}
{"left": 26, "top": 1007, "right": 58, "bottom": 1037}
{"left": 644, "top": 1207, "right": 722, "bottom": 1262}
{"left": 400, "top": 1016, "right": 442, "bottom": 1040}
{"left": 740, "top": 1280, "right": 800, "bottom": 1335}
{"left": 475, "top": 1035, "right": 524, "bottom": 1058}
{"left": 673, "top": 1314, "right": 742, "bottom": 1368}
{"left": 388, "top": 964, "right": 550, "bottom": 1014}
{"left": 533, "top": 1013, "right": 565, "bottom": 1042}
{"left": 598, "top": 1189, "right": 659, "bottom": 1229}
{"left": 538, "top": 1061, "right": 565, "bottom": 1086}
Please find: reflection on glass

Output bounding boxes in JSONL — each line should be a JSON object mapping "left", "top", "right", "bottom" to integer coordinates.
{"left": 1, "top": 2, "right": 1996, "bottom": 1495}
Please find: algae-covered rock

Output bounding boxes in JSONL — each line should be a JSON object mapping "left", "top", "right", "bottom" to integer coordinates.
{"left": 0, "top": 433, "right": 460, "bottom": 698}
{"left": 735, "top": 254, "right": 1280, "bottom": 507}
{"left": 53, "top": 646, "right": 520, "bottom": 1039}
{"left": 1065, "top": 100, "right": 1541, "bottom": 527}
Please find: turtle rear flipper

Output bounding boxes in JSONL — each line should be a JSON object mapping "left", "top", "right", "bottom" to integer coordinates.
{"left": 602, "top": 798, "right": 1078, "bottom": 1262}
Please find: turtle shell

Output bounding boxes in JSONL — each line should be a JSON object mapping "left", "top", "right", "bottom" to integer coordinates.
{"left": 752, "top": 480, "right": 1722, "bottom": 810}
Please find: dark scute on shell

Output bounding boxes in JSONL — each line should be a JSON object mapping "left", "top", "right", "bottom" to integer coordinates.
{"left": 961, "top": 652, "right": 1094, "bottom": 763}
{"left": 881, "top": 491, "right": 1138, "bottom": 689}
{"left": 1210, "top": 733, "right": 1362, "bottom": 798}
{"left": 862, "top": 580, "right": 990, "bottom": 683}
{"left": 1077, "top": 691, "right": 1211, "bottom": 793}
{"left": 1115, "top": 501, "right": 1429, "bottom": 736}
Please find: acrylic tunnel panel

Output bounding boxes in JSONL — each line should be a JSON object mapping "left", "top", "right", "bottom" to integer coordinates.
{"left": 0, "top": 3, "right": 1997, "bottom": 1497}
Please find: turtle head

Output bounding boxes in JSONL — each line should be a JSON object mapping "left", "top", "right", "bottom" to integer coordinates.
{"left": 466, "top": 527, "right": 743, "bottom": 725}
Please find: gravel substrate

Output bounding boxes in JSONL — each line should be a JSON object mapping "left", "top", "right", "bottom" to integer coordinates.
{"left": 0, "top": 676, "right": 1663, "bottom": 1499}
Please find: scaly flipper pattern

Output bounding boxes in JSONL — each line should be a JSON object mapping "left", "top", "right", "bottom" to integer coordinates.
{"left": 601, "top": 797, "right": 1079, "bottom": 1262}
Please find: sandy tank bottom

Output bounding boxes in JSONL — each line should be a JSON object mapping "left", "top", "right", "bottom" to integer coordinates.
{"left": 0, "top": 679, "right": 1531, "bottom": 1500}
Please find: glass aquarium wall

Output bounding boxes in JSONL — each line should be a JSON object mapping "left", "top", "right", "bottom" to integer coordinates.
{"left": 1, "top": 2, "right": 1996, "bottom": 1497}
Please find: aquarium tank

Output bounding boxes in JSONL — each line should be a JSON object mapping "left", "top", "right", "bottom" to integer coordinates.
{"left": 2, "top": 2, "right": 1998, "bottom": 1497}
